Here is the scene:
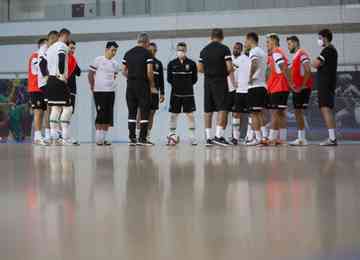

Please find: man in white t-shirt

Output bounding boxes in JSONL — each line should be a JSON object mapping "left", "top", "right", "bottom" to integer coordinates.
{"left": 244, "top": 32, "right": 269, "bottom": 146}
{"left": 88, "top": 41, "right": 121, "bottom": 146}
{"left": 228, "top": 42, "right": 251, "bottom": 145}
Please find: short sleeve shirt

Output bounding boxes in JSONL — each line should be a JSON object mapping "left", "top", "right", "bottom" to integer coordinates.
{"left": 248, "top": 46, "right": 267, "bottom": 88}
{"left": 316, "top": 45, "right": 338, "bottom": 90}
{"left": 122, "top": 46, "right": 153, "bottom": 81}
{"left": 89, "top": 56, "right": 121, "bottom": 92}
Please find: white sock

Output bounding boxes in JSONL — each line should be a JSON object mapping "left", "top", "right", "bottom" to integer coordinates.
{"left": 215, "top": 126, "right": 224, "bottom": 138}
{"left": 279, "top": 128, "right": 287, "bottom": 141}
{"left": 328, "top": 129, "right": 336, "bottom": 140}
{"left": 45, "top": 128, "right": 51, "bottom": 140}
{"left": 61, "top": 123, "right": 70, "bottom": 140}
{"left": 103, "top": 130, "right": 107, "bottom": 141}
{"left": 255, "top": 131, "right": 262, "bottom": 141}
{"left": 147, "top": 128, "right": 151, "bottom": 139}
{"left": 34, "top": 130, "right": 42, "bottom": 141}
{"left": 205, "top": 128, "right": 212, "bottom": 140}
{"left": 50, "top": 129, "right": 59, "bottom": 140}
{"left": 269, "top": 129, "right": 279, "bottom": 141}
{"left": 189, "top": 128, "right": 195, "bottom": 139}
{"left": 298, "top": 129, "right": 305, "bottom": 140}
{"left": 96, "top": 130, "right": 103, "bottom": 143}
{"left": 261, "top": 126, "right": 268, "bottom": 139}
{"left": 232, "top": 118, "right": 240, "bottom": 140}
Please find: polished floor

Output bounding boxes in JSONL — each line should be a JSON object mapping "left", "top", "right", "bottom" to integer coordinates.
{"left": 1, "top": 143, "right": 360, "bottom": 260}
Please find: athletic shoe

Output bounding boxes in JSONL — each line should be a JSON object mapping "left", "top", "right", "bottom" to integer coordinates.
{"left": 60, "top": 139, "right": 77, "bottom": 146}
{"left": 51, "top": 139, "right": 64, "bottom": 146}
{"left": 190, "top": 138, "right": 198, "bottom": 146}
{"left": 137, "top": 139, "right": 154, "bottom": 146}
{"left": 266, "top": 140, "right": 278, "bottom": 147}
{"left": 33, "top": 139, "right": 49, "bottom": 146}
{"left": 104, "top": 140, "right": 112, "bottom": 146}
{"left": 260, "top": 137, "right": 269, "bottom": 146}
{"left": 128, "top": 138, "right": 137, "bottom": 146}
{"left": 276, "top": 140, "right": 288, "bottom": 147}
{"left": 243, "top": 137, "right": 254, "bottom": 145}
{"left": 213, "top": 137, "right": 231, "bottom": 147}
{"left": 245, "top": 139, "right": 261, "bottom": 146}
{"left": 290, "top": 139, "right": 308, "bottom": 146}
{"left": 320, "top": 139, "right": 338, "bottom": 146}
{"left": 229, "top": 138, "right": 238, "bottom": 146}
{"left": 69, "top": 138, "right": 80, "bottom": 146}
{"left": 205, "top": 139, "right": 214, "bottom": 147}
{"left": 96, "top": 141, "right": 104, "bottom": 146}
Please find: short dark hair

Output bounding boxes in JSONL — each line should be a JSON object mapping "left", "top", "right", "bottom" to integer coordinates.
{"left": 106, "top": 41, "right": 119, "bottom": 49}
{"left": 177, "top": 42, "right": 187, "bottom": 48}
{"left": 267, "top": 33, "right": 280, "bottom": 46}
{"left": 59, "top": 28, "right": 71, "bottom": 36}
{"left": 286, "top": 35, "right": 300, "bottom": 45}
{"left": 37, "top": 38, "right": 48, "bottom": 47}
{"left": 246, "top": 32, "right": 259, "bottom": 44}
{"left": 68, "top": 40, "right": 76, "bottom": 46}
{"left": 319, "top": 28, "right": 333, "bottom": 42}
{"left": 149, "top": 42, "right": 157, "bottom": 49}
{"left": 48, "top": 30, "right": 59, "bottom": 38}
{"left": 211, "top": 28, "right": 224, "bottom": 40}
{"left": 234, "top": 42, "right": 243, "bottom": 50}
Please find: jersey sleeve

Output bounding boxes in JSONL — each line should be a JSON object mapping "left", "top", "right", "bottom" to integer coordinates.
{"left": 317, "top": 48, "right": 329, "bottom": 67}
{"left": 300, "top": 52, "right": 310, "bottom": 64}
{"left": 199, "top": 49, "right": 204, "bottom": 63}
{"left": 273, "top": 52, "right": 285, "bottom": 66}
{"left": 89, "top": 57, "right": 100, "bottom": 72}
{"left": 224, "top": 46, "right": 232, "bottom": 61}
{"left": 145, "top": 51, "right": 154, "bottom": 65}
{"left": 249, "top": 48, "right": 259, "bottom": 62}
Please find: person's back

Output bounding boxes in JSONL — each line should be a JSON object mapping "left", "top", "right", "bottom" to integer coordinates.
{"left": 316, "top": 44, "right": 338, "bottom": 91}
{"left": 124, "top": 46, "right": 152, "bottom": 81}
{"left": 200, "top": 41, "right": 231, "bottom": 79}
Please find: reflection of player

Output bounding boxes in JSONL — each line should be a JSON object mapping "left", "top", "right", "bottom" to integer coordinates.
{"left": 335, "top": 74, "right": 360, "bottom": 128}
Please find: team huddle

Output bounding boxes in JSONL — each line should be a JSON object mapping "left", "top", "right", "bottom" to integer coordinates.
{"left": 27, "top": 27, "right": 338, "bottom": 147}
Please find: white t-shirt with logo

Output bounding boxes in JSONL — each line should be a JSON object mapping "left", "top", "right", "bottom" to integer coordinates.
{"left": 89, "top": 56, "right": 121, "bottom": 92}
{"left": 233, "top": 54, "right": 251, "bottom": 94}
{"left": 248, "top": 46, "right": 267, "bottom": 89}
{"left": 47, "top": 41, "right": 69, "bottom": 78}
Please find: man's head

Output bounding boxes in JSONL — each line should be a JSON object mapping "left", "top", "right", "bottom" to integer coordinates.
{"left": 286, "top": 36, "right": 300, "bottom": 54}
{"left": 176, "top": 42, "right": 187, "bottom": 60}
{"left": 59, "top": 28, "right": 71, "bottom": 43}
{"left": 148, "top": 42, "right": 157, "bottom": 58}
{"left": 47, "top": 30, "right": 59, "bottom": 46}
{"left": 137, "top": 32, "right": 150, "bottom": 48}
{"left": 68, "top": 40, "right": 76, "bottom": 55}
{"left": 38, "top": 38, "right": 48, "bottom": 49}
{"left": 105, "top": 41, "right": 119, "bottom": 59}
{"left": 211, "top": 28, "right": 224, "bottom": 42}
{"left": 266, "top": 33, "right": 280, "bottom": 52}
{"left": 318, "top": 28, "right": 333, "bottom": 47}
{"left": 232, "top": 42, "right": 243, "bottom": 57}
{"left": 245, "top": 32, "right": 259, "bottom": 50}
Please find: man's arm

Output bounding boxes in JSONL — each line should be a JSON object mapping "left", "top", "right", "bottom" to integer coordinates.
{"left": 279, "top": 63, "right": 296, "bottom": 92}
{"left": 75, "top": 64, "right": 81, "bottom": 77}
{"left": 301, "top": 62, "right": 312, "bottom": 89}
{"left": 58, "top": 53, "right": 66, "bottom": 81}
{"left": 226, "top": 60, "right": 234, "bottom": 75}
{"left": 249, "top": 59, "right": 259, "bottom": 84}
{"left": 39, "top": 57, "right": 48, "bottom": 77}
{"left": 88, "top": 70, "right": 95, "bottom": 92}
{"left": 159, "top": 62, "right": 165, "bottom": 96}
{"left": 197, "top": 63, "right": 204, "bottom": 74}
{"left": 147, "top": 63, "right": 157, "bottom": 94}
{"left": 192, "top": 61, "right": 198, "bottom": 85}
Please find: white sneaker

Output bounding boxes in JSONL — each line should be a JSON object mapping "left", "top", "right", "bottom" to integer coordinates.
{"left": 320, "top": 139, "right": 338, "bottom": 146}
{"left": 51, "top": 138, "right": 63, "bottom": 146}
{"left": 69, "top": 137, "right": 80, "bottom": 146}
{"left": 33, "top": 139, "right": 49, "bottom": 146}
{"left": 246, "top": 139, "right": 261, "bottom": 146}
{"left": 190, "top": 138, "right": 198, "bottom": 146}
{"left": 60, "top": 138, "right": 76, "bottom": 146}
{"left": 290, "top": 139, "right": 308, "bottom": 146}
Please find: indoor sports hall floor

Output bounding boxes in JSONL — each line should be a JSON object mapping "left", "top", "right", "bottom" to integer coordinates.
{"left": 1, "top": 143, "right": 360, "bottom": 260}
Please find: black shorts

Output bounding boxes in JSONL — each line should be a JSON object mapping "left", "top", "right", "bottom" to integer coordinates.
{"left": 293, "top": 88, "right": 311, "bottom": 109}
{"left": 247, "top": 87, "right": 268, "bottom": 112}
{"left": 93, "top": 91, "right": 115, "bottom": 125}
{"left": 70, "top": 93, "right": 76, "bottom": 113}
{"left": 204, "top": 78, "right": 229, "bottom": 113}
{"left": 269, "top": 92, "right": 289, "bottom": 110}
{"left": 318, "top": 84, "right": 335, "bottom": 109}
{"left": 169, "top": 95, "right": 196, "bottom": 114}
{"left": 150, "top": 93, "right": 159, "bottom": 111}
{"left": 234, "top": 93, "right": 249, "bottom": 113}
{"left": 30, "top": 92, "right": 47, "bottom": 111}
{"left": 126, "top": 80, "right": 151, "bottom": 113}
{"left": 47, "top": 76, "right": 71, "bottom": 106}
{"left": 226, "top": 91, "right": 236, "bottom": 112}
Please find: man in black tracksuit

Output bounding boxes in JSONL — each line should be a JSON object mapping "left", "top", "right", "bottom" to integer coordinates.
{"left": 167, "top": 42, "right": 198, "bottom": 145}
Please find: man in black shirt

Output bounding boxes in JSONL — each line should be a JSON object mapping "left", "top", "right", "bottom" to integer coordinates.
{"left": 122, "top": 32, "right": 156, "bottom": 146}
{"left": 147, "top": 42, "right": 164, "bottom": 141}
{"left": 167, "top": 42, "right": 198, "bottom": 145}
{"left": 312, "top": 29, "right": 338, "bottom": 146}
{"left": 198, "top": 28, "right": 234, "bottom": 146}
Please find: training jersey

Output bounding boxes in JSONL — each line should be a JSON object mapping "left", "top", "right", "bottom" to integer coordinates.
{"left": 234, "top": 54, "right": 251, "bottom": 93}
{"left": 37, "top": 45, "right": 48, "bottom": 88}
{"left": 28, "top": 51, "right": 39, "bottom": 93}
{"left": 316, "top": 45, "right": 338, "bottom": 90}
{"left": 122, "top": 46, "right": 154, "bottom": 82}
{"left": 167, "top": 57, "right": 198, "bottom": 96}
{"left": 47, "top": 41, "right": 69, "bottom": 78}
{"left": 89, "top": 56, "right": 121, "bottom": 92}
{"left": 267, "top": 47, "right": 289, "bottom": 94}
{"left": 248, "top": 46, "right": 267, "bottom": 89}
{"left": 199, "top": 41, "right": 232, "bottom": 79}
{"left": 289, "top": 48, "right": 313, "bottom": 90}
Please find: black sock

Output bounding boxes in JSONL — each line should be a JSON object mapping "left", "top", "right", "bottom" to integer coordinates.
{"left": 128, "top": 122, "right": 136, "bottom": 139}
{"left": 139, "top": 122, "right": 149, "bottom": 140}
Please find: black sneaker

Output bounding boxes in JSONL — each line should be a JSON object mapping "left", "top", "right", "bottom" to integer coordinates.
{"left": 229, "top": 138, "right": 238, "bottom": 146}
{"left": 137, "top": 139, "right": 154, "bottom": 146}
{"left": 205, "top": 139, "right": 214, "bottom": 147}
{"left": 104, "top": 140, "right": 112, "bottom": 146}
{"left": 128, "top": 138, "right": 137, "bottom": 146}
{"left": 213, "top": 137, "right": 230, "bottom": 147}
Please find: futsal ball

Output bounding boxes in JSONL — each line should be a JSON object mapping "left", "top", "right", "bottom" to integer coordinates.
{"left": 167, "top": 133, "right": 180, "bottom": 146}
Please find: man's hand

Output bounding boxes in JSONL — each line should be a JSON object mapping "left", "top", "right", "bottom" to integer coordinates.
{"left": 57, "top": 74, "right": 67, "bottom": 83}
{"left": 44, "top": 76, "right": 49, "bottom": 83}
{"left": 159, "top": 95, "right": 165, "bottom": 103}
{"left": 151, "top": 87, "right": 158, "bottom": 94}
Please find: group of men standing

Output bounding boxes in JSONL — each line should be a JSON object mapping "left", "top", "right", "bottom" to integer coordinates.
{"left": 28, "top": 27, "right": 338, "bottom": 147}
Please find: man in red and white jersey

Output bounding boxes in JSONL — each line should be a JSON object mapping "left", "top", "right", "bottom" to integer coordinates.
{"left": 287, "top": 36, "right": 313, "bottom": 146}
{"left": 28, "top": 38, "right": 48, "bottom": 145}
{"left": 266, "top": 33, "right": 294, "bottom": 146}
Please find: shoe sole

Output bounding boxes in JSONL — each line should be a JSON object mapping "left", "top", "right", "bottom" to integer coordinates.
{"left": 213, "top": 140, "right": 230, "bottom": 147}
